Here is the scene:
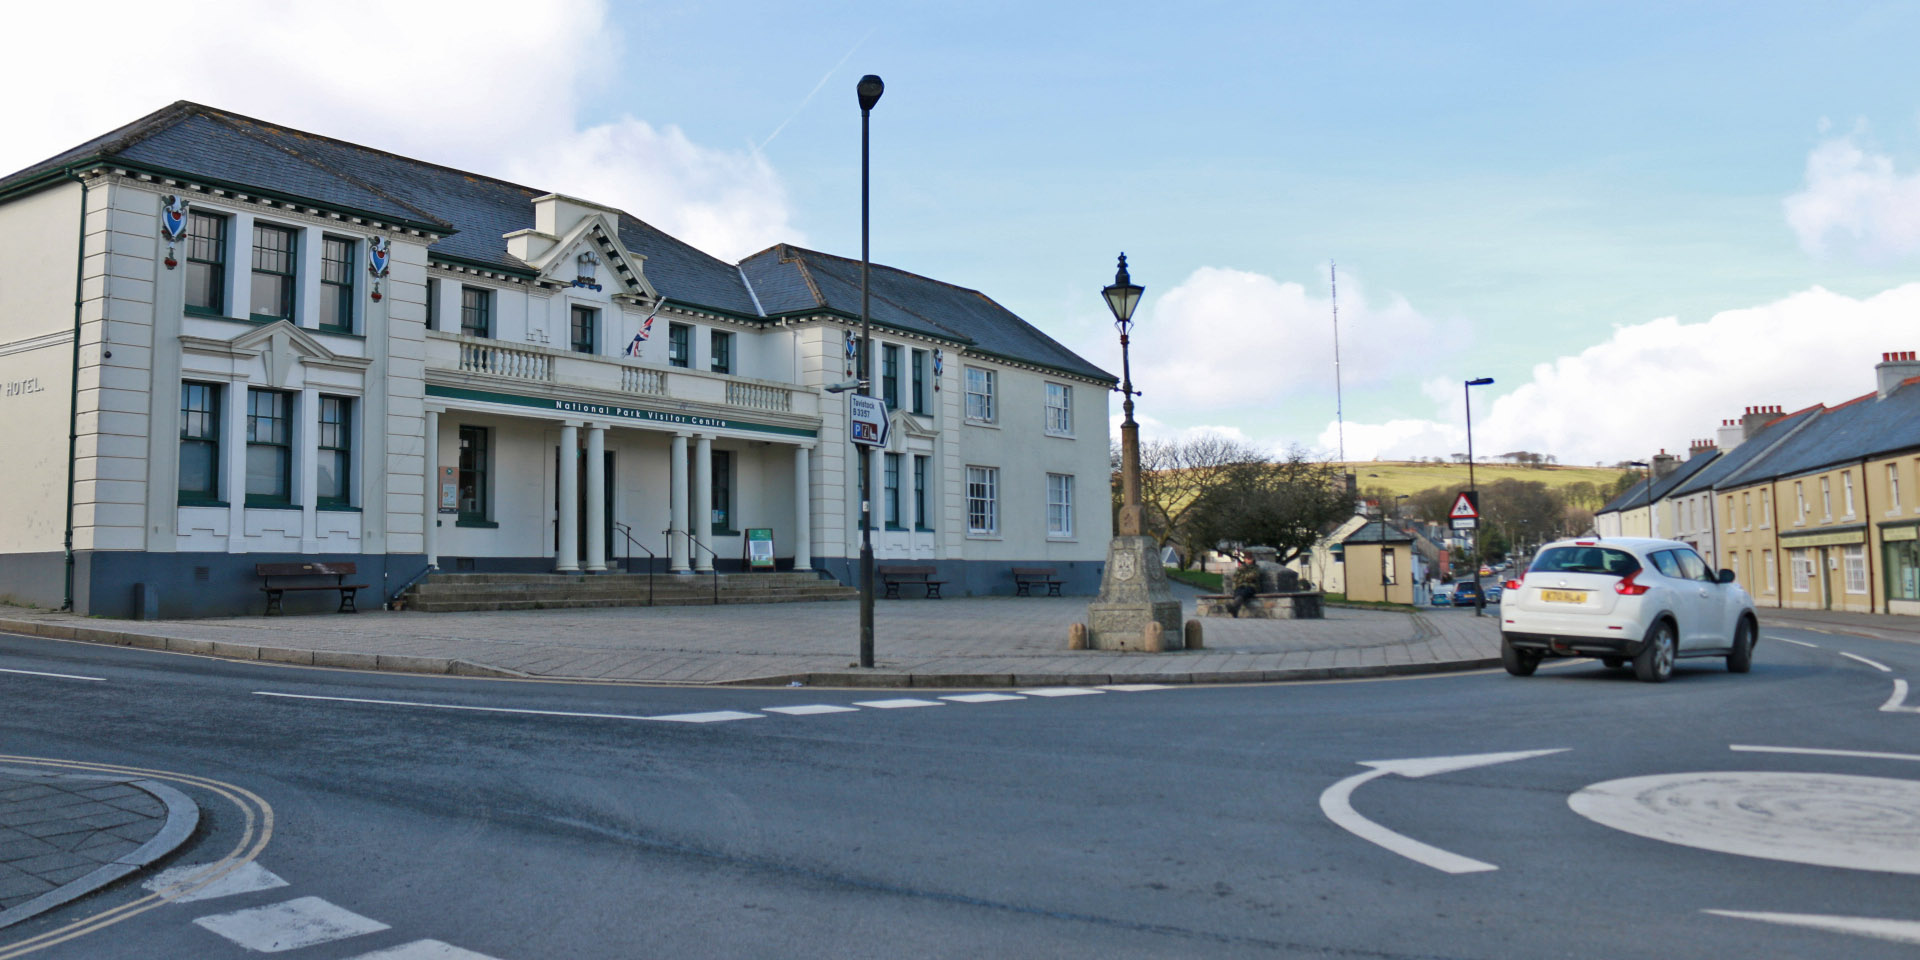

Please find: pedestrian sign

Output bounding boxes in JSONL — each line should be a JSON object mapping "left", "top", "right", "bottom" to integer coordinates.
{"left": 1449, "top": 492, "right": 1479, "bottom": 520}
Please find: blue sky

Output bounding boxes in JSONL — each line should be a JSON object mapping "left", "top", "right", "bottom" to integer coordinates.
{"left": 13, "top": 0, "right": 1920, "bottom": 464}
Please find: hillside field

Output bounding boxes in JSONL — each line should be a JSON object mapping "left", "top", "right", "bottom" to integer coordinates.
{"left": 1339, "top": 461, "right": 1628, "bottom": 498}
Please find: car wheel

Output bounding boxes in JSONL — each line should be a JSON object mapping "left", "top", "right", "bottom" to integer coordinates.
{"left": 1502, "top": 637, "right": 1540, "bottom": 677}
{"left": 1727, "top": 617, "right": 1755, "bottom": 674}
{"left": 1633, "top": 620, "right": 1676, "bottom": 683}
{"left": 1601, "top": 657, "right": 1624, "bottom": 669}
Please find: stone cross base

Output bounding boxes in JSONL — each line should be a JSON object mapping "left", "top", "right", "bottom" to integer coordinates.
{"left": 1086, "top": 535, "right": 1184, "bottom": 651}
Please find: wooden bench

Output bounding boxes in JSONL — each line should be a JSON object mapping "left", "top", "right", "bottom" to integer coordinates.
{"left": 879, "top": 564, "right": 948, "bottom": 599}
{"left": 256, "top": 562, "right": 367, "bottom": 615}
{"left": 1012, "top": 566, "right": 1063, "bottom": 597}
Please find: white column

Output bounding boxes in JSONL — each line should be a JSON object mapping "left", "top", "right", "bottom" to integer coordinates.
{"left": 693, "top": 434, "right": 714, "bottom": 572}
{"left": 424, "top": 408, "right": 439, "bottom": 568}
{"left": 556, "top": 422, "right": 580, "bottom": 572}
{"left": 669, "top": 432, "right": 690, "bottom": 572}
{"left": 585, "top": 423, "right": 607, "bottom": 572}
{"left": 225, "top": 381, "right": 250, "bottom": 553}
{"left": 793, "top": 445, "right": 812, "bottom": 571}
{"left": 299, "top": 388, "right": 320, "bottom": 553}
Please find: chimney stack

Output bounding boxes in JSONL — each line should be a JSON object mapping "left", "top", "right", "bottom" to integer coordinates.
{"left": 1876, "top": 350, "right": 1920, "bottom": 398}
{"left": 1740, "top": 405, "right": 1781, "bottom": 439}
{"left": 1716, "top": 418, "right": 1745, "bottom": 452}
{"left": 1652, "top": 449, "right": 1678, "bottom": 480}
{"left": 1688, "top": 437, "right": 1716, "bottom": 459}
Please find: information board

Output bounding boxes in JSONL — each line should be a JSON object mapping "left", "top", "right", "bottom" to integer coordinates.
{"left": 746, "top": 528, "right": 776, "bottom": 569}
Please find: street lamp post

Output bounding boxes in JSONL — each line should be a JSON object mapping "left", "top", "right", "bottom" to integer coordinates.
{"left": 1627, "top": 459, "right": 1651, "bottom": 538}
{"left": 1085, "top": 254, "right": 1181, "bottom": 650}
{"left": 856, "top": 74, "right": 883, "bottom": 669}
{"left": 1464, "top": 377, "right": 1493, "bottom": 616}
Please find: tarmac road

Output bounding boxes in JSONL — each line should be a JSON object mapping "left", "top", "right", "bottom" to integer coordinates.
{"left": 1, "top": 620, "right": 1916, "bottom": 959}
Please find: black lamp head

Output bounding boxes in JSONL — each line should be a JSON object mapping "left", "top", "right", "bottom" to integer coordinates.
{"left": 857, "top": 75, "right": 885, "bottom": 111}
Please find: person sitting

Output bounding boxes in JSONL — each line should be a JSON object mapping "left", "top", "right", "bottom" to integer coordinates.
{"left": 1226, "top": 555, "right": 1262, "bottom": 618}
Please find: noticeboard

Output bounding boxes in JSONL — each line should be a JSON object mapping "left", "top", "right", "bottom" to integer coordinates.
{"left": 746, "top": 527, "right": 776, "bottom": 568}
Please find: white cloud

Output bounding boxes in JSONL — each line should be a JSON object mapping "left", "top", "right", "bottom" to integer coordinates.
{"left": 1104, "top": 265, "right": 1457, "bottom": 413}
{"left": 1785, "top": 135, "right": 1920, "bottom": 261}
{"left": 3, "top": 0, "right": 798, "bottom": 262}
{"left": 1329, "top": 284, "right": 1920, "bottom": 466}
{"left": 1123, "top": 415, "right": 1261, "bottom": 450}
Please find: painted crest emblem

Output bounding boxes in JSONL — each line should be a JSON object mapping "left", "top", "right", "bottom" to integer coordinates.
{"left": 366, "top": 236, "right": 392, "bottom": 278}
{"left": 1112, "top": 551, "right": 1138, "bottom": 581}
{"left": 159, "top": 195, "right": 188, "bottom": 242}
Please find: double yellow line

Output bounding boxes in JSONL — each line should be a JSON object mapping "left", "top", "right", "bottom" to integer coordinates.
{"left": 0, "top": 756, "right": 273, "bottom": 958}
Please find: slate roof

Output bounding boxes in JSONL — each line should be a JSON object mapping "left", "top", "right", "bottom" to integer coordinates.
{"left": 1597, "top": 450, "right": 1724, "bottom": 515}
{"left": 1719, "top": 377, "right": 1920, "bottom": 487}
{"left": 1341, "top": 519, "right": 1415, "bottom": 544}
{"left": 1659, "top": 405, "right": 1825, "bottom": 498}
{"left": 739, "top": 244, "right": 1115, "bottom": 382}
{"left": 3, "top": 102, "right": 1110, "bottom": 379}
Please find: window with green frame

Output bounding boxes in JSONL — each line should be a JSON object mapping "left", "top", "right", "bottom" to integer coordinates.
{"left": 711, "top": 449, "right": 733, "bottom": 533}
{"left": 884, "top": 453, "right": 902, "bottom": 529}
{"left": 910, "top": 349, "right": 929, "bottom": 415}
{"left": 317, "top": 396, "right": 352, "bottom": 508}
{"left": 318, "top": 236, "right": 354, "bottom": 332}
{"left": 913, "top": 454, "right": 932, "bottom": 531}
{"left": 245, "top": 389, "right": 293, "bottom": 506}
{"left": 882, "top": 344, "right": 900, "bottom": 409}
{"left": 668, "top": 323, "right": 691, "bottom": 368}
{"left": 710, "top": 330, "right": 733, "bottom": 374}
{"left": 571, "top": 305, "right": 597, "bottom": 354}
{"left": 179, "top": 382, "right": 222, "bottom": 504}
{"left": 250, "top": 223, "right": 297, "bottom": 322}
{"left": 184, "top": 212, "right": 227, "bottom": 315}
{"left": 458, "top": 426, "right": 491, "bottom": 523}
{"left": 460, "top": 286, "right": 491, "bottom": 338}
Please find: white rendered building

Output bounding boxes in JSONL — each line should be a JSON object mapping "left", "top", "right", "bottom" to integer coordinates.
{"left": 0, "top": 103, "right": 1115, "bottom": 617}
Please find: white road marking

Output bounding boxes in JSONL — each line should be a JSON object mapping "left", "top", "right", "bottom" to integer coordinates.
{"left": 1099, "top": 683, "right": 1175, "bottom": 691}
{"left": 1732, "top": 744, "right": 1920, "bottom": 763}
{"left": 0, "top": 666, "right": 104, "bottom": 682}
{"left": 1840, "top": 652, "right": 1892, "bottom": 672}
{"left": 852, "top": 698, "right": 943, "bottom": 709}
{"left": 645, "top": 711, "right": 764, "bottom": 723}
{"left": 1021, "top": 687, "right": 1104, "bottom": 697}
{"left": 1569, "top": 771, "right": 1920, "bottom": 875}
{"left": 1772, "top": 637, "right": 1820, "bottom": 648}
{"left": 194, "top": 896, "right": 389, "bottom": 953}
{"left": 255, "top": 692, "right": 659, "bottom": 722}
{"left": 145, "top": 861, "right": 288, "bottom": 904}
{"left": 940, "top": 693, "right": 1025, "bottom": 703}
{"left": 761, "top": 704, "right": 860, "bottom": 716}
{"left": 344, "top": 939, "right": 504, "bottom": 960}
{"left": 1318, "top": 748, "right": 1568, "bottom": 874}
{"left": 1883, "top": 680, "right": 1920, "bottom": 714}
{"left": 1704, "top": 910, "right": 1920, "bottom": 946}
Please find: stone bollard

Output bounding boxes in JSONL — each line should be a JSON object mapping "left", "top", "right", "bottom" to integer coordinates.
{"left": 1185, "top": 618, "right": 1204, "bottom": 650}
{"left": 1143, "top": 621, "right": 1165, "bottom": 653}
{"left": 1068, "top": 623, "right": 1088, "bottom": 650}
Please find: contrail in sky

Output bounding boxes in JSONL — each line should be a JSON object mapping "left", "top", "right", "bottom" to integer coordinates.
{"left": 759, "top": 27, "right": 877, "bottom": 151}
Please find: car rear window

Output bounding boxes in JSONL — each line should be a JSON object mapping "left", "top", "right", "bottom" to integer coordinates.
{"left": 1529, "top": 546, "right": 1642, "bottom": 578}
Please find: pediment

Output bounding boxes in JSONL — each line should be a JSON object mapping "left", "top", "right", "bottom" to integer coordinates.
{"left": 893, "top": 409, "right": 938, "bottom": 441}
{"left": 526, "top": 214, "right": 657, "bottom": 302}
{"left": 181, "top": 320, "right": 370, "bottom": 389}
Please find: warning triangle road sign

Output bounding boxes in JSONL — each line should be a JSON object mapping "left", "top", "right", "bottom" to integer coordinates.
{"left": 1449, "top": 492, "right": 1479, "bottom": 520}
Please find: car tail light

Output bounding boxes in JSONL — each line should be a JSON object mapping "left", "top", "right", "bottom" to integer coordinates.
{"left": 1614, "top": 569, "right": 1649, "bottom": 596}
{"left": 1504, "top": 578, "right": 1523, "bottom": 591}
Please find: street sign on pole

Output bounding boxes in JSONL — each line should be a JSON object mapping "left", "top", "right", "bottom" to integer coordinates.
{"left": 1449, "top": 491, "right": 1479, "bottom": 521}
{"left": 1451, "top": 518, "right": 1477, "bottom": 530}
{"left": 849, "top": 394, "right": 889, "bottom": 447}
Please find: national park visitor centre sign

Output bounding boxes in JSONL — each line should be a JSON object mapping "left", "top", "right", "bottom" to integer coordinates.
{"left": 426, "top": 385, "right": 818, "bottom": 439}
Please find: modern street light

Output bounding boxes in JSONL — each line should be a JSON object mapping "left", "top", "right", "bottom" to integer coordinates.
{"left": 856, "top": 73, "right": 883, "bottom": 669}
{"left": 1105, "top": 254, "right": 1146, "bottom": 538}
{"left": 1464, "top": 376, "right": 1493, "bottom": 616}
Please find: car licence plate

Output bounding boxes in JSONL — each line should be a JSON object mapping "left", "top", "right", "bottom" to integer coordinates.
{"left": 1540, "top": 589, "right": 1586, "bottom": 604}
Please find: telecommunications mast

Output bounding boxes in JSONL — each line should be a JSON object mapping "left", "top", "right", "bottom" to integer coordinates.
{"left": 1331, "top": 261, "right": 1345, "bottom": 465}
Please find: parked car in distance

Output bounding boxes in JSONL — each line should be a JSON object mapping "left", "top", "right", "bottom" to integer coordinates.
{"left": 1499, "top": 537, "right": 1759, "bottom": 683}
{"left": 1429, "top": 587, "right": 1453, "bottom": 607}
{"left": 1452, "top": 582, "right": 1484, "bottom": 607}
{"left": 1484, "top": 583, "right": 1504, "bottom": 604}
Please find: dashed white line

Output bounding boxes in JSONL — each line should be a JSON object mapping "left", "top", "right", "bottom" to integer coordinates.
{"left": 761, "top": 704, "right": 860, "bottom": 716}
{"left": 1731, "top": 744, "right": 1920, "bottom": 763}
{"left": 0, "top": 666, "right": 105, "bottom": 682}
{"left": 1099, "top": 683, "right": 1176, "bottom": 691}
{"left": 146, "top": 861, "right": 288, "bottom": 904}
{"left": 1840, "top": 652, "right": 1893, "bottom": 672}
{"left": 345, "top": 939, "right": 504, "bottom": 959}
{"left": 852, "top": 698, "right": 944, "bottom": 709}
{"left": 1881, "top": 680, "right": 1920, "bottom": 714}
{"left": 940, "top": 693, "right": 1025, "bottom": 703}
{"left": 645, "top": 711, "right": 764, "bottom": 724}
{"left": 254, "top": 692, "right": 659, "bottom": 722}
{"left": 1773, "top": 637, "right": 1820, "bottom": 648}
{"left": 1021, "top": 687, "right": 1104, "bottom": 697}
{"left": 1705, "top": 910, "right": 1920, "bottom": 946}
{"left": 194, "top": 896, "right": 389, "bottom": 953}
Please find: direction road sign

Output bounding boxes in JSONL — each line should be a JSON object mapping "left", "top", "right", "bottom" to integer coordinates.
{"left": 849, "top": 394, "right": 889, "bottom": 447}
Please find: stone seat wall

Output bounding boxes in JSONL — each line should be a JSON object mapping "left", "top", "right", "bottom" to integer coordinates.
{"left": 1195, "top": 592, "right": 1325, "bottom": 620}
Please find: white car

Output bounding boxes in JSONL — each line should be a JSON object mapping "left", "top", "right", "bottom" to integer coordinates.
{"left": 1499, "top": 537, "right": 1758, "bottom": 683}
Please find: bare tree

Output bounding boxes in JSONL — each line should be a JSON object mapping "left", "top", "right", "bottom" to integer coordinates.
{"left": 1129, "top": 433, "right": 1270, "bottom": 566}
{"left": 1184, "top": 447, "right": 1353, "bottom": 567}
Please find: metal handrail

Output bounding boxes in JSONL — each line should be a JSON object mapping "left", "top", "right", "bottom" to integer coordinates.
{"left": 663, "top": 528, "right": 721, "bottom": 605}
{"left": 612, "top": 521, "right": 655, "bottom": 607}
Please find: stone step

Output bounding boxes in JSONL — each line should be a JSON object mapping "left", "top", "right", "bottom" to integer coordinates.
{"left": 410, "top": 578, "right": 852, "bottom": 595}
{"left": 424, "top": 572, "right": 830, "bottom": 585}
{"left": 403, "top": 589, "right": 857, "bottom": 613}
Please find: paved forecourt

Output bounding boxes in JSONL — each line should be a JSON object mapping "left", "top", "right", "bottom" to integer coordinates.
{"left": 0, "top": 594, "right": 1501, "bottom": 687}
